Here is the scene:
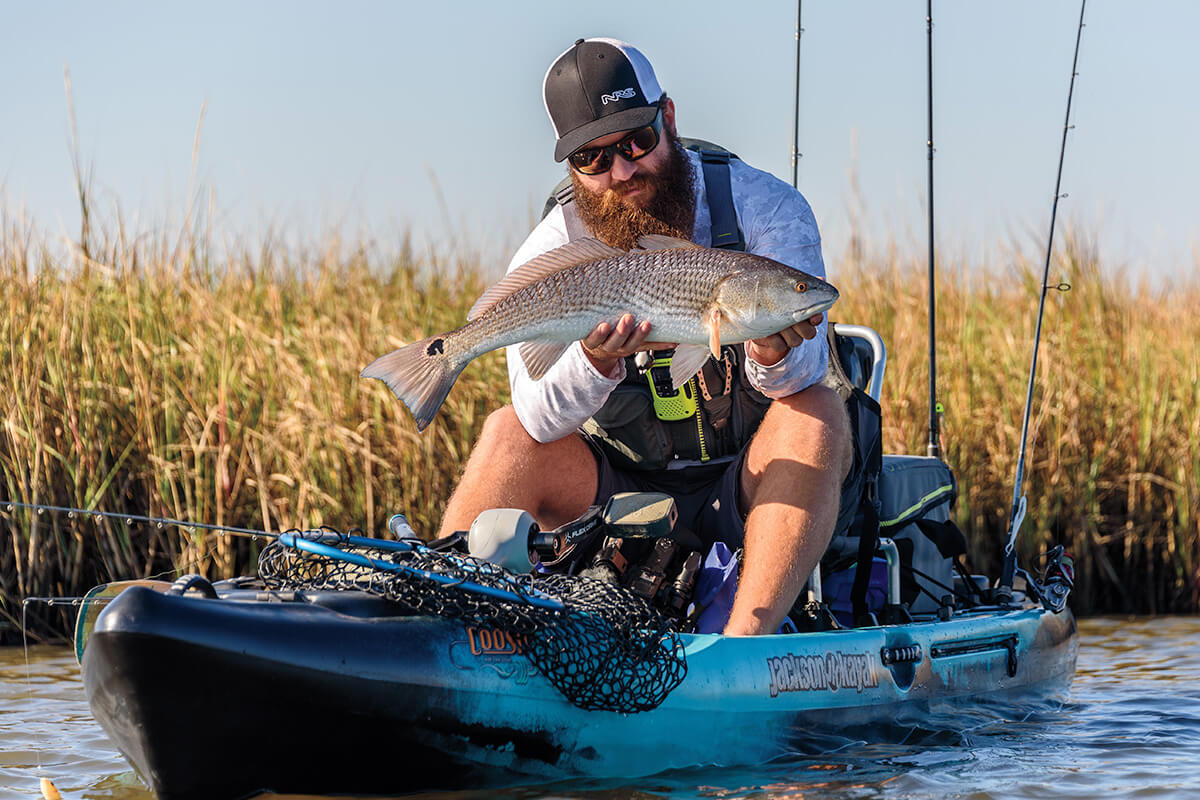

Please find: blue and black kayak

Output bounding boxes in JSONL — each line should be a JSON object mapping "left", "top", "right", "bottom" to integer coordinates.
{"left": 81, "top": 577, "right": 1077, "bottom": 800}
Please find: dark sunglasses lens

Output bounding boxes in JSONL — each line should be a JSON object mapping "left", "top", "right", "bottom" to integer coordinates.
{"left": 622, "top": 126, "right": 659, "bottom": 160}
{"left": 569, "top": 146, "right": 611, "bottom": 175}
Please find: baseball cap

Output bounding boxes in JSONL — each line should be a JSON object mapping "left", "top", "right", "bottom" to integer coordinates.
{"left": 543, "top": 38, "right": 664, "bottom": 162}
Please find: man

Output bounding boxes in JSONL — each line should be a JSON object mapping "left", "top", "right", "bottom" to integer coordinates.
{"left": 438, "top": 38, "right": 851, "bottom": 635}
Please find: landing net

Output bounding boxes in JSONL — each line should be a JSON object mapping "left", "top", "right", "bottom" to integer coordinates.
{"left": 256, "top": 531, "right": 687, "bottom": 713}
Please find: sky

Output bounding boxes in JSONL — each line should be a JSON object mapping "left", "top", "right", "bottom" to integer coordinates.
{"left": 3, "top": 1, "right": 1197, "bottom": 282}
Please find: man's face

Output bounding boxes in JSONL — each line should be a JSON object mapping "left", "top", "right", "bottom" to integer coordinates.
{"left": 568, "top": 98, "right": 696, "bottom": 251}
{"left": 571, "top": 101, "right": 677, "bottom": 208}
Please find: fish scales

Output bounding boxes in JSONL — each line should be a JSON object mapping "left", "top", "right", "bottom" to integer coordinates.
{"left": 362, "top": 235, "right": 838, "bottom": 431}
{"left": 459, "top": 250, "right": 731, "bottom": 354}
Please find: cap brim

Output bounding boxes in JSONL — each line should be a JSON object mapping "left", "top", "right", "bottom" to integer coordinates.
{"left": 553, "top": 105, "right": 661, "bottom": 162}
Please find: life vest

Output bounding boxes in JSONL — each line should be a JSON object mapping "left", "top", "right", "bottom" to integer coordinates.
{"left": 541, "top": 139, "right": 769, "bottom": 469}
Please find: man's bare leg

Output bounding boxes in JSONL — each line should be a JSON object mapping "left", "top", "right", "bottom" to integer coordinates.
{"left": 437, "top": 406, "right": 598, "bottom": 538}
{"left": 724, "top": 385, "right": 852, "bottom": 635}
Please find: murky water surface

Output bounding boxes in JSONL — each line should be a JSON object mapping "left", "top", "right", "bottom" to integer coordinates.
{"left": 2, "top": 617, "right": 1198, "bottom": 799}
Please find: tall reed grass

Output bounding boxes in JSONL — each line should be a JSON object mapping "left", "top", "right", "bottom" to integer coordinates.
{"left": 836, "top": 235, "right": 1199, "bottom": 616}
{"left": 1, "top": 203, "right": 1196, "bottom": 640}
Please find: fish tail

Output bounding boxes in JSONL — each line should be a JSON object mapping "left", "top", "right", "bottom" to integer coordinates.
{"left": 361, "top": 334, "right": 465, "bottom": 432}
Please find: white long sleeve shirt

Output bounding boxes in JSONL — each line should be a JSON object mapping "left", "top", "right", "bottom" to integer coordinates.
{"left": 507, "top": 150, "right": 829, "bottom": 444}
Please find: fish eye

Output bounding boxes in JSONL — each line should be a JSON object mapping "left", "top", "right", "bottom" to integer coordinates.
{"left": 794, "top": 280, "right": 807, "bottom": 292}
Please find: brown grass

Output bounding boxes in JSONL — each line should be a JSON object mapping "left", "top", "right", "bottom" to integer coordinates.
{"left": 1, "top": 199, "right": 1196, "bottom": 640}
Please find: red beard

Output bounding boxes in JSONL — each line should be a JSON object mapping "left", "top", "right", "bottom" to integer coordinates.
{"left": 569, "top": 134, "right": 696, "bottom": 251}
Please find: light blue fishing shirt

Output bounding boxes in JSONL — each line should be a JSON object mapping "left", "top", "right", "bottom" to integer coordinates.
{"left": 507, "top": 149, "right": 829, "bottom": 444}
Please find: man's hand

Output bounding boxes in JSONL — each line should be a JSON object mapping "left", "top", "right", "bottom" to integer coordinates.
{"left": 745, "top": 314, "right": 825, "bottom": 367}
{"left": 581, "top": 313, "right": 674, "bottom": 378}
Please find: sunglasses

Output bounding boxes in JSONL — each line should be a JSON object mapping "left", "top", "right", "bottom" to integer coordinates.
{"left": 567, "top": 109, "right": 663, "bottom": 175}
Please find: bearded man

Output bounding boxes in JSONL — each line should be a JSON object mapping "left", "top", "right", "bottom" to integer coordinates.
{"left": 437, "top": 38, "right": 852, "bottom": 636}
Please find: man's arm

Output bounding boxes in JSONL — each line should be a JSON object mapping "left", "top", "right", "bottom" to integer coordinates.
{"left": 726, "top": 161, "right": 831, "bottom": 397}
{"left": 745, "top": 313, "right": 824, "bottom": 368}
{"left": 719, "top": 159, "right": 843, "bottom": 636}
{"left": 509, "top": 315, "right": 668, "bottom": 441}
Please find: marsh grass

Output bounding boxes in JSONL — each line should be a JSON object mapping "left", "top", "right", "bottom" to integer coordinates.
{"left": 0, "top": 205, "right": 504, "bottom": 639}
{"left": 1, "top": 203, "right": 1196, "bottom": 639}
{"left": 837, "top": 235, "right": 1200, "bottom": 615}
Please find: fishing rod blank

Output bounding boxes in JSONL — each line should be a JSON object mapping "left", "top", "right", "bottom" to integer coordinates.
{"left": 925, "top": 0, "right": 940, "bottom": 459}
{"left": 996, "top": 0, "right": 1087, "bottom": 604}
{"left": 1, "top": 499, "right": 562, "bottom": 611}
{"left": 0, "top": 499, "right": 270, "bottom": 538}
{"left": 790, "top": 0, "right": 803, "bottom": 188}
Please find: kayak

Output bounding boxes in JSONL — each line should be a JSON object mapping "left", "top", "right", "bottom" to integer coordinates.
{"left": 80, "top": 322, "right": 1079, "bottom": 798}
{"left": 82, "top": 578, "right": 1077, "bottom": 800}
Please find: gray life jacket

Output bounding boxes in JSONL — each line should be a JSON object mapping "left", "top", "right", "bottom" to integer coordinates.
{"left": 541, "top": 139, "right": 770, "bottom": 470}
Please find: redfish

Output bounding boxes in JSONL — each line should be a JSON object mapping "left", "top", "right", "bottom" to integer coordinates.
{"left": 362, "top": 235, "right": 838, "bottom": 431}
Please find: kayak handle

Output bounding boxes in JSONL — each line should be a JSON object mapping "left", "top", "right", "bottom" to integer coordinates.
{"left": 931, "top": 634, "right": 1019, "bottom": 678}
{"left": 167, "top": 574, "right": 218, "bottom": 598}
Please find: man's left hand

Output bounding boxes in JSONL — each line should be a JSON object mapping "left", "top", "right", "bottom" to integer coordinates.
{"left": 746, "top": 314, "right": 824, "bottom": 367}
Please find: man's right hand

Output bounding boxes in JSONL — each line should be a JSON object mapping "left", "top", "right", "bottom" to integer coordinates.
{"left": 581, "top": 313, "right": 673, "bottom": 378}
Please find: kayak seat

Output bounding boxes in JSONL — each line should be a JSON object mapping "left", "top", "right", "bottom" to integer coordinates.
{"left": 829, "top": 323, "right": 886, "bottom": 403}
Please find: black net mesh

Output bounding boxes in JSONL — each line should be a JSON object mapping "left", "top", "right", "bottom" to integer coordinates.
{"left": 257, "top": 531, "right": 687, "bottom": 713}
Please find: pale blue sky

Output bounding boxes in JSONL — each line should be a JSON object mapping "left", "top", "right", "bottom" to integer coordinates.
{"left": 3, "top": 1, "right": 1197, "bottom": 280}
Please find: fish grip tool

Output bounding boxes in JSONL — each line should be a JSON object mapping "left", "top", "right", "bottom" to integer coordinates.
{"left": 256, "top": 528, "right": 687, "bottom": 713}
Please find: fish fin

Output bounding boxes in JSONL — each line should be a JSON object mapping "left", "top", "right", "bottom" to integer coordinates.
{"left": 468, "top": 238, "right": 625, "bottom": 321}
{"left": 519, "top": 340, "right": 571, "bottom": 380}
{"left": 634, "top": 234, "right": 705, "bottom": 251}
{"left": 707, "top": 306, "right": 722, "bottom": 358}
{"left": 361, "top": 335, "right": 465, "bottom": 432}
{"left": 669, "top": 344, "right": 712, "bottom": 391}
{"left": 633, "top": 232, "right": 705, "bottom": 251}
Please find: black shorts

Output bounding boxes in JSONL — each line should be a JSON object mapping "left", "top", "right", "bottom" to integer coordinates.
{"left": 585, "top": 438, "right": 748, "bottom": 551}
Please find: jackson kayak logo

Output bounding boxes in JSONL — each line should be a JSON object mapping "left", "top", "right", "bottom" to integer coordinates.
{"left": 449, "top": 626, "right": 531, "bottom": 684}
{"left": 766, "top": 650, "right": 879, "bottom": 697}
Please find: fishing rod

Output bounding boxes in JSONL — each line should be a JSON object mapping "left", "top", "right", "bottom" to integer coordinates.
{"left": 995, "top": 0, "right": 1087, "bottom": 605}
{"left": 1, "top": 499, "right": 564, "bottom": 611}
{"left": 790, "top": 0, "right": 803, "bottom": 188}
{"left": 925, "top": 0, "right": 940, "bottom": 459}
{"left": 0, "top": 499, "right": 273, "bottom": 538}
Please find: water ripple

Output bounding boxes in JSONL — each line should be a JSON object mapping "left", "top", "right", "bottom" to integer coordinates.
{"left": 4, "top": 617, "right": 1200, "bottom": 799}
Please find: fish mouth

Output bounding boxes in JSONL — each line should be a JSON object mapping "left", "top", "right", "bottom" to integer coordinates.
{"left": 791, "top": 295, "right": 838, "bottom": 323}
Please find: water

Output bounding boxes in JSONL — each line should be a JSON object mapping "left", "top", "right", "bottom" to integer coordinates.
{"left": 3, "top": 617, "right": 1199, "bottom": 800}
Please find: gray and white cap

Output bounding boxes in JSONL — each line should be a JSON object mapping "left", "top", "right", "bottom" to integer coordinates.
{"left": 543, "top": 38, "right": 664, "bottom": 162}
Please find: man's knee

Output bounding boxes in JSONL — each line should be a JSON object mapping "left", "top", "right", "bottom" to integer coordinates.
{"left": 472, "top": 405, "right": 594, "bottom": 471}
{"left": 790, "top": 385, "right": 852, "bottom": 480}
{"left": 442, "top": 406, "right": 598, "bottom": 534}
{"left": 754, "top": 385, "right": 853, "bottom": 481}
{"left": 476, "top": 405, "right": 532, "bottom": 450}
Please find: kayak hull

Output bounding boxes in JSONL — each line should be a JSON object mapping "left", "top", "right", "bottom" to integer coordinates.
{"left": 83, "top": 585, "right": 1077, "bottom": 800}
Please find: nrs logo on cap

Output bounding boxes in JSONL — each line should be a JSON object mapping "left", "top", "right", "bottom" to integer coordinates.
{"left": 601, "top": 87, "right": 637, "bottom": 105}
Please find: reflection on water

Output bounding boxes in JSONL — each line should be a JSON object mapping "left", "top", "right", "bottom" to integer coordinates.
{"left": 0, "top": 647, "right": 151, "bottom": 800}
{"left": 3, "top": 617, "right": 1200, "bottom": 800}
